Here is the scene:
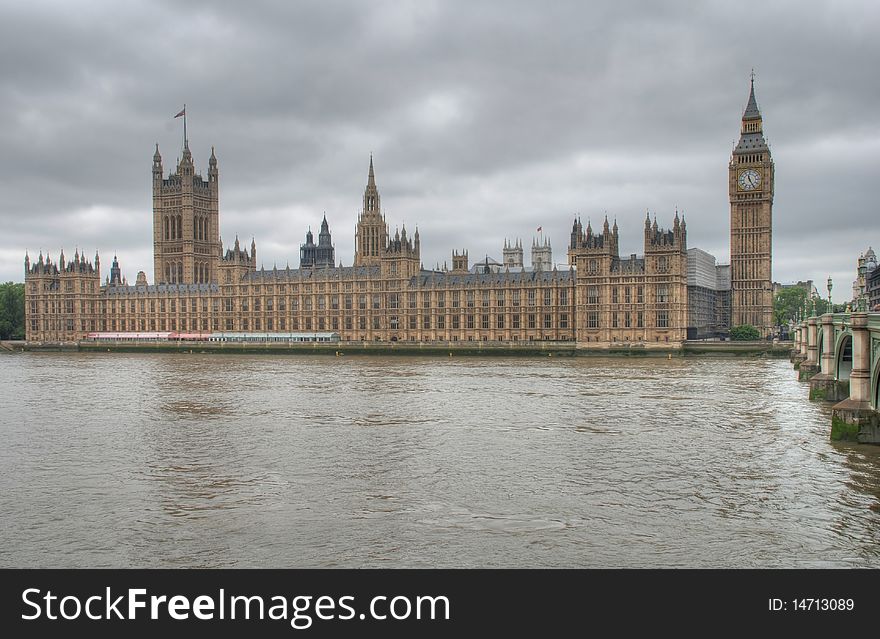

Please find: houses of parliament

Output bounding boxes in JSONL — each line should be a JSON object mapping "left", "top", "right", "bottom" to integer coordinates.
{"left": 23, "top": 79, "right": 774, "bottom": 346}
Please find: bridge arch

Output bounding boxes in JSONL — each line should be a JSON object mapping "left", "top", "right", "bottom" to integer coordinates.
{"left": 835, "top": 332, "right": 853, "bottom": 381}
{"left": 873, "top": 357, "right": 880, "bottom": 411}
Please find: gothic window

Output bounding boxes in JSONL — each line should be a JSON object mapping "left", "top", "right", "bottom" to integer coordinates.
{"left": 177, "top": 216, "right": 183, "bottom": 239}
{"left": 560, "top": 314, "right": 568, "bottom": 329}
{"left": 587, "top": 311, "right": 599, "bottom": 328}
{"left": 612, "top": 313, "right": 618, "bottom": 328}
{"left": 437, "top": 315, "right": 446, "bottom": 330}
{"left": 452, "top": 291, "right": 460, "bottom": 308}
{"left": 496, "top": 291, "right": 504, "bottom": 307}
{"left": 625, "top": 312, "right": 631, "bottom": 328}
{"left": 528, "top": 290, "right": 536, "bottom": 306}
{"left": 637, "top": 312, "right": 644, "bottom": 328}
{"left": 657, "top": 256, "right": 668, "bottom": 273}
{"left": 589, "top": 259, "right": 598, "bottom": 274}
{"left": 438, "top": 292, "right": 446, "bottom": 308}
{"left": 481, "top": 291, "right": 490, "bottom": 307}
{"left": 657, "top": 311, "right": 669, "bottom": 328}
{"left": 612, "top": 287, "right": 618, "bottom": 304}
{"left": 528, "top": 314, "right": 536, "bottom": 329}
{"left": 164, "top": 217, "right": 170, "bottom": 241}
{"left": 625, "top": 287, "right": 631, "bottom": 304}
{"left": 177, "top": 263, "right": 183, "bottom": 282}
{"left": 657, "top": 285, "right": 669, "bottom": 303}
{"left": 637, "top": 286, "right": 644, "bottom": 304}
{"left": 512, "top": 290, "right": 520, "bottom": 307}
{"left": 587, "top": 286, "right": 599, "bottom": 305}
{"left": 559, "top": 290, "right": 568, "bottom": 306}
{"left": 481, "top": 315, "right": 489, "bottom": 329}
{"left": 512, "top": 314, "right": 520, "bottom": 329}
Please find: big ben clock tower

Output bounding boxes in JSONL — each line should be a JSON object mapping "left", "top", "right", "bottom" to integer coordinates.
{"left": 730, "top": 73, "right": 774, "bottom": 337}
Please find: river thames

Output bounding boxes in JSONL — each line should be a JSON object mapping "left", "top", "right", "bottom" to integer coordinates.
{"left": 1, "top": 352, "right": 878, "bottom": 568}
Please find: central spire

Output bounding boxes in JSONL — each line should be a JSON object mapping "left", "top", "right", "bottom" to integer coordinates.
{"left": 363, "top": 155, "right": 380, "bottom": 214}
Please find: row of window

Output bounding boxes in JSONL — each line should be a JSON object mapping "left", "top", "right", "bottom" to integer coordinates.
{"left": 37, "top": 312, "right": 572, "bottom": 335}
{"left": 586, "top": 285, "right": 670, "bottom": 304}
{"left": 585, "top": 311, "right": 669, "bottom": 329}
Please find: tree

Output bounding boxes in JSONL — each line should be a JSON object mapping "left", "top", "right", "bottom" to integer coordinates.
{"left": 730, "top": 324, "right": 760, "bottom": 341}
{"left": 0, "top": 282, "right": 25, "bottom": 340}
{"left": 773, "top": 287, "right": 807, "bottom": 325}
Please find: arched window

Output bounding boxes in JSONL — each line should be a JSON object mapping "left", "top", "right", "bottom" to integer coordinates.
{"left": 164, "top": 217, "right": 169, "bottom": 241}
{"left": 177, "top": 216, "right": 183, "bottom": 239}
{"left": 177, "top": 263, "right": 183, "bottom": 283}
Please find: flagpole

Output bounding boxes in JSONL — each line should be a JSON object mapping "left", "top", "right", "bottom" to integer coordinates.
{"left": 183, "top": 103, "right": 187, "bottom": 148}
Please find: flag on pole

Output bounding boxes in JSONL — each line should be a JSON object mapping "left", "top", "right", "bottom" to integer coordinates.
{"left": 536, "top": 226, "right": 542, "bottom": 232}
{"left": 174, "top": 107, "right": 186, "bottom": 118}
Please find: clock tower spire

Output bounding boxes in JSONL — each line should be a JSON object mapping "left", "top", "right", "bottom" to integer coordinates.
{"left": 729, "top": 72, "right": 774, "bottom": 337}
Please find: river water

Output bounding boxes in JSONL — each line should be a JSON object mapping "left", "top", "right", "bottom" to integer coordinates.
{"left": 1, "top": 352, "right": 878, "bottom": 568}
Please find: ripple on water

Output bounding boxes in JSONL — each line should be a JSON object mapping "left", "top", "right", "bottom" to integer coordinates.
{"left": 1, "top": 353, "right": 879, "bottom": 568}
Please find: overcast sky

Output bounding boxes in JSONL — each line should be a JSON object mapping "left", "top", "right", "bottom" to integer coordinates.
{"left": 2, "top": 0, "right": 877, "bottom": 302}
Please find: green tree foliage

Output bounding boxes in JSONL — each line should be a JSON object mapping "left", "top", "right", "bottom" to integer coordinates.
{"left": 773, "top": 287, "right": 807, "bottom": 325}
{"left": 0, "top": 282, "right": 25, "bottom": 340}
{"left": 730, "top": 324, "right": 760, "bottom": 341}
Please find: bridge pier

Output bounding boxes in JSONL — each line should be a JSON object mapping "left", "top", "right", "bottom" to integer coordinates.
{"left": 798, "top": 318, "right": 819, "bottom": 381}
{"left": 790, "top": 325, "right": 804, "bottom": 363}
{"left": 831, "top": 313, "right": 880, "bottom": 443}
{"left": 793, "top": 322, "right": 808, "bottom": 368}
{"left": 809, "top": 314, "right": 848, "bottom": 401}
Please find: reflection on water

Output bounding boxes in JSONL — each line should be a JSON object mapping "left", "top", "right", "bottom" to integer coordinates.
{"left": 1, "top": 352, "right": 879, "bottom": 568}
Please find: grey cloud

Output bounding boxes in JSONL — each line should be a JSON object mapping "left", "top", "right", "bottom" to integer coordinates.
{"left": 1, "top": 0, "right": 877, "bottom": 303}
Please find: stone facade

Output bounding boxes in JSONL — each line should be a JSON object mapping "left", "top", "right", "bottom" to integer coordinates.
{"left": 567, "top": 215, "right": 689, "bottom": 346}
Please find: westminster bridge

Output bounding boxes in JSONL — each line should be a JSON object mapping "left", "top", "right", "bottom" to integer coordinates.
{"left": 792, "top": 312, "right": 880, "bottom": 443}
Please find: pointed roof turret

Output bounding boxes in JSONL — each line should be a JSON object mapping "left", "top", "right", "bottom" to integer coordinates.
{"left": 743, "top": 71, "right": 761, "bottom": 120}
{"left": 368, "top": 154, "right": 375, "bottom": 187}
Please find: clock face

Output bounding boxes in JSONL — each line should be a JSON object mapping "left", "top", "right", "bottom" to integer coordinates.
{"left": 738, "top": 168, "right": 761, "bottom": 191}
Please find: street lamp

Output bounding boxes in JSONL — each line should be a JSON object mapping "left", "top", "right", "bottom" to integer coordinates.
{"left": 827, "top": 276, "right": 833, "bottom": 313}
